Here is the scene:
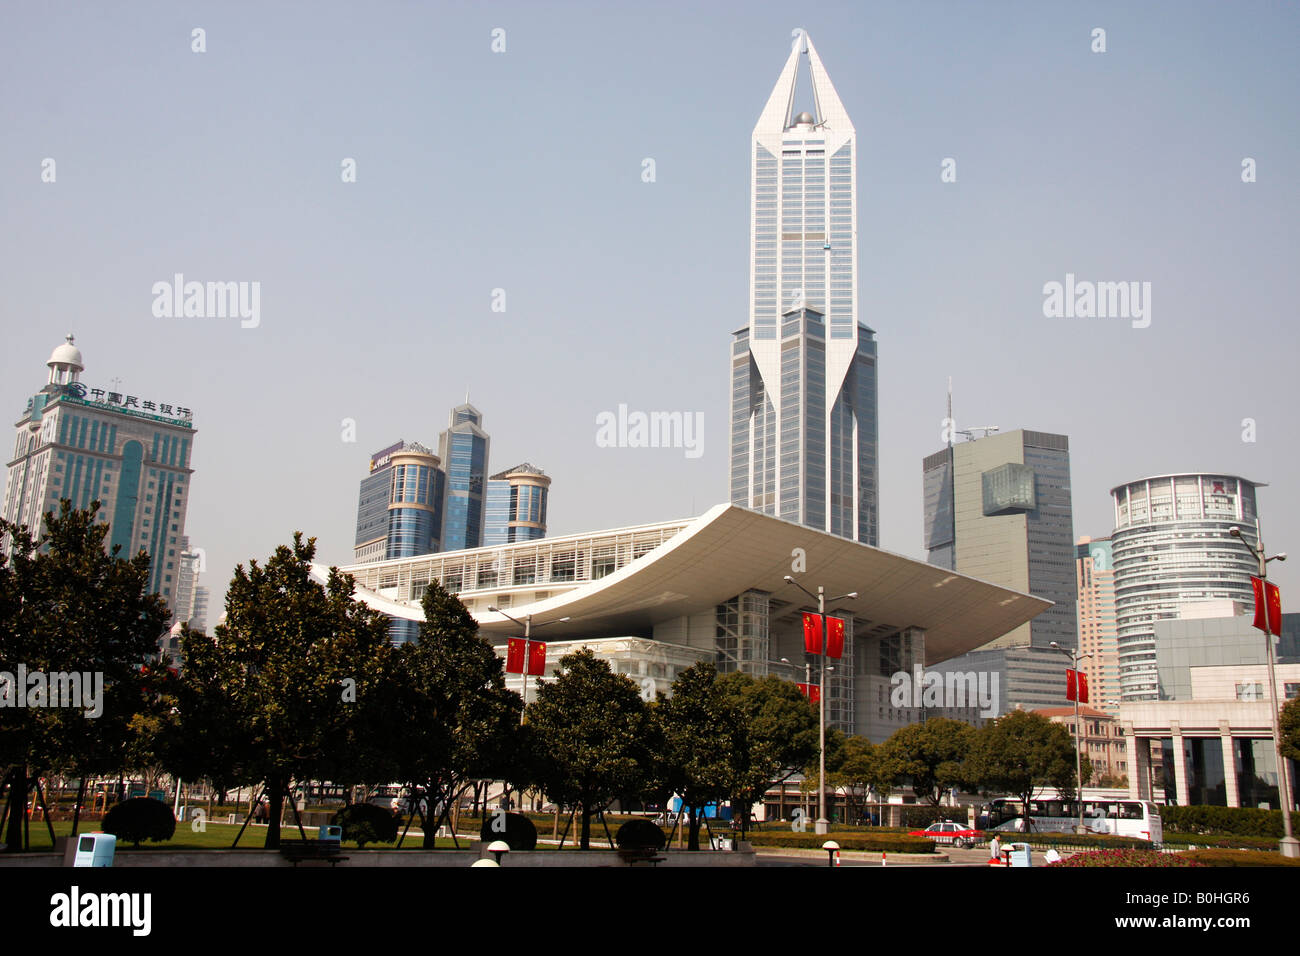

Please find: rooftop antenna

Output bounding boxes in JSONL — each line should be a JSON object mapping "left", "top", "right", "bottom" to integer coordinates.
{"left": 946, "top": 377, "right": 954, "bottom": 449}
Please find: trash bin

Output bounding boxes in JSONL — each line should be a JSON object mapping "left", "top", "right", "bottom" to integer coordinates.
{"left": 73, "top": 832, "right": 116, "bottom": 867}
{"left": 318, "top": 825, "right": 342, "bottom": 844}
{"left": 1007, "top": 842, "right": 1032, "bottom": 867}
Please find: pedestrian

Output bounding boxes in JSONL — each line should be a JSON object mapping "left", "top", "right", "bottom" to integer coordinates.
{"left": 989, "top": 833, "right": 1001, "bottom": 863}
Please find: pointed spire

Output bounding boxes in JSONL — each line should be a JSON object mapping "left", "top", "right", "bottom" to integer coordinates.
{"left": 754, "top": 31, "right": 854, "bottom": 139}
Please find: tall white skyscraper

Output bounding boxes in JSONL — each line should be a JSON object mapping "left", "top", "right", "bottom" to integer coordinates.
{"left": 730, "top": 32, "right": 878, "bottom": 543}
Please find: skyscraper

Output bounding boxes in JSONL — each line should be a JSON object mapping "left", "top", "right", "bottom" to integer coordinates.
{"left": 353, "top": 440, "right": 445, "bottom": 564}
{"left": 730, "top": 32, "right": 878, "bottom": 544}
{"left": 484, "top": 463, "right": 550, "bottom": 546}
{"left": 922, "top": 429, "right": 1077, "bottom": 650}
{"left": 3, "top": 335, "right": 197, "bottom": 615}
{"left": 1109, "top": 473, "right": 1264, "bottom": 702}
{"left": 438, "top": 403, "right": 490, "bottom": 552}
{"left": 1076, "top": 535, "right": 1121, "bottom": 713}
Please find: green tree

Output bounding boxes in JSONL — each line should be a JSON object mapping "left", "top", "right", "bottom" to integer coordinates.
{"left": 968, "top": 710, "right": 1081, "bottom": 825}
{"left": 175, "top": 534, "right": 394, "bottom": 848}
{"left": 526, "top": 649, "right": 651, "bottom": 849}
{"left": 387, "top": 581, "right": 522, "bottom": 848}
{"left": 877, "top": 717, "right": 976, "bottom": 805}
{"left": 1281, "top": 698, "right": 1300, "bottom": 764}
{"left": 715, "top": 673, "right": 818, "bottom": 833}
{"left": 830, "top": 735, "right": 894, "bottom": 823}
{"left": 1, "top": 501, "right": 170, "bottom": 852}
{"left": 655, "top": 663, "right": 745, "bottom": 850}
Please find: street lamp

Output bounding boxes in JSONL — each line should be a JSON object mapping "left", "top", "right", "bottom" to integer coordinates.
{"left": 1227, "top": 524, "right": 1299, "bottom": 858}
{"left": 784, "top": 576, "right": 857, "bottom": 836}
{"left": 487, "top": 608, "right": 570, "bottom": 719}
{"left": 1050, "top": 641, "right": 1092, "bottom": 834}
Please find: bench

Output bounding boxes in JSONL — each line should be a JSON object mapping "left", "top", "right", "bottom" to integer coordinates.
{"left": 279, "top": 839, "right": 349, "bottom": 867}
{"left": 617, "top": 847, "right": 666, "bottom": 867}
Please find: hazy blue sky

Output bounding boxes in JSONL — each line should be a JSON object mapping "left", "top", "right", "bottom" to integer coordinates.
{"left": 3, "top": 1, "right": 1298, "bottom": 608}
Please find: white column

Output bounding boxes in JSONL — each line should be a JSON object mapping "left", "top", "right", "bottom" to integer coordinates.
{"left": 1219, "top": 721, "right": 1239, "bottom": 808}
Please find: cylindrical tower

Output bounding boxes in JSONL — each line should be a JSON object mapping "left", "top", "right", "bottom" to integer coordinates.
{"left": 1110, "top": 473, "right": 1263, "bottom": 701}
{"left": 386, "top": 443, "right": 444, "bottom": 558}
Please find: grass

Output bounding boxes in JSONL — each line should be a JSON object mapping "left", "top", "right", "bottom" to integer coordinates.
{"left": 12, "top": 819, "right": 470, "bottom": 851}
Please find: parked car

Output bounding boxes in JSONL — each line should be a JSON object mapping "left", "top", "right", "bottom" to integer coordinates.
{"left": 908, "top": 821, "right": 983, "bottom": 848}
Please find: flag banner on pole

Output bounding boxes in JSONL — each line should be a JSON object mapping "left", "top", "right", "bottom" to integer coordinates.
{"left": 527, "top": 639, "right": 547, "bottom": 677}
{"left": 506, "top": 637, "right": 526, "bottom": 674}
{"left": 1251, "top": 576, "right": 1283, "bottom": 634}
{"left": 1066, "top": 668, "right": 1089, "bottom": 703}
{"left": 802, "top": 612, "right": 822, "bottom": 654}
{"left": 826, "top": 617, "right": 845, "bottom": 659}
{"left": 1077, "top": 670, "right": 1089, "bottom": 703}
{"left": 797, "top": 682, "right": 821, "bottom": 704}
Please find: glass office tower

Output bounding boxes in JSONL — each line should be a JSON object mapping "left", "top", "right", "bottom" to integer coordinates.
{"left": 438, "top": 404, "right": 490, "bottom": 552}
{"left": 730, "top": 33, "right": 878, "bottom": 544}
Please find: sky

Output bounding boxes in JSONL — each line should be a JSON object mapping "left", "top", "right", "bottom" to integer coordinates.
{"left": 3, "top": 1, "right": 1298, "bottom": 610}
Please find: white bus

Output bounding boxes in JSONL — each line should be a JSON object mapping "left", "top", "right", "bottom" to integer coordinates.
{"left": 979, "top": 795, "right": 1162, "bottom": 843}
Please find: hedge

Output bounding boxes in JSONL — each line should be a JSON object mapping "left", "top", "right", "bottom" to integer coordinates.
{"left": 1182, "top": 848, "right": 1300, "bottom": 867}
{"left": 1159, "top": 805, "right": 1299, "bottom": 839}
{"left": 1163, "top": 832, "right": 1282, "bottom": 850}
{"left": 1001, "top": 832, "right": 1150, "bottom": 851}
{"left": 745, "top": 831, "right": 935, "bottom": 853}
{"left": 1045, "top": 849, "right": 1204, "bottom": 867}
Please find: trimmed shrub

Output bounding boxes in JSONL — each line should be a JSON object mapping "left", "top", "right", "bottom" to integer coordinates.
{"left": 616, "top": 819, "right": 668, "bottom": 852}
{"left": 747, "top": 830, "right": 935, "bottom": 853}
{"left": 1008, "top": 832, "right": 1150, "bottom": 851}
{"left": 1160, "top": 805, "right": 1299, "bottom": 839}
{"left": 331, "top": 802, "right": 398, "bottom": 847}
{"left": 1163, "top": 832, "right": 1281, "bottom": 850}
{"left": 1045, "top": 849, "right": 1203, "bottom": 867}
{"left": 1183, "top": 848, "right": 1300, "bottom": 867}
{"left": 479, "top": 812, "right": 538, "bottom": 851}
{"left": 102, "top": 797, "right": 177, "bottom": 846}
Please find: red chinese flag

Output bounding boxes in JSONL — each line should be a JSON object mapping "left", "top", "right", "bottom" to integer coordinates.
{"left": 802, "top": 612, "right": 822, "bottom": 654}
{"left": 505, "top": 637, "right": 526, "bottom": 674}
{"left": 527, "top": 640, "right": 547, "bottom": 677}
{"left": 797, "top": 683, "right": 821, "bottom": 704}
{"left": 1077, "top": 670, "right": 1089, "bottom": 704}
{"left": 1066, "top": 668, "right": 1078, "bottom": 702}
{"left": 825, "top": 616, "right": 845, "bottom": 659}
{"left": 1251, "top": 577, "right": 1283, "bottom": 635}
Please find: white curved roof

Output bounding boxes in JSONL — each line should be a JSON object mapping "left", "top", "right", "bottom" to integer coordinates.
{"left": 315, "top": 504, "right": 1051, "bottom": 664}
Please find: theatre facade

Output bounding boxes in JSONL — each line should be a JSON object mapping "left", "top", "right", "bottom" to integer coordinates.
{"left": 319, "top": 503, "right": 1050, "bottom": 741}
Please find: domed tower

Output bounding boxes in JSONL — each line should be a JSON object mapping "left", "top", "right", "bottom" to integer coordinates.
{"left": 45, "top": 333, "right": 84, "bottom": 390}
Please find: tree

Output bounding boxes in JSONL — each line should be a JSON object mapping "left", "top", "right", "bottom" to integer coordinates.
{"left": 831, "top": 735, "right": 894, "bottom": 823}
{"left": 1, "top": 501, "right": 170, "bottom": 852}
{"left": 715, "top": 673, "right": 818, "bottom": 833}
{"left": 385, "top": 581, "right": 522, "bottom": 848}
{"left": 526, "top": 649, "right": 651, "bottom": 849}
{"left": 876, "top": 718, "right": 976, "bottom": 805}
{"left": 1281, "top": 698, "right": 1300, "bottom": 764}
{"left": 654, "top": 663, "right": 746, "bottom": 850}
{"left": 968, "top": 710, "right": 1080, "bottom": 825}
{"left": 175, "top": 534, "right": 394, "bottom": 848}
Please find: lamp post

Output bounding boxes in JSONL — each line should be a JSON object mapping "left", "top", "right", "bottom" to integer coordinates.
{"left": 1050, "top": 642, "right": 1092, "bottom": 833}
{"left": 1227, "top": 524, "right": 1299, "bottom": 858}
{"left": 784, "top": 576, "right": 857, "bottom": 835}
{"left": 488, "top": 608, "right": 570, "bottom": 720}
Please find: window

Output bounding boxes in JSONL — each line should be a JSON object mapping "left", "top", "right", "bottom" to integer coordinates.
{"left": 1236, "top": 682, "right": 1264, "bottom": 701}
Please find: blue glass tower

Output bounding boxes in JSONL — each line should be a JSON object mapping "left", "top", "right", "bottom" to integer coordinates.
{"left": 438, "top": 404, "right": 490, "bottom": 552}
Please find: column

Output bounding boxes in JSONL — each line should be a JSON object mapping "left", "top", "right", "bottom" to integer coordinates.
{"left": 1219, "top": 721, "right": 1240, "bottom": 808}
{"left": 1170, "top": 720, "right": 1188, "bottom": 806}
{"left": 1127, "top": 725, "right": 1147, "bottom": 800}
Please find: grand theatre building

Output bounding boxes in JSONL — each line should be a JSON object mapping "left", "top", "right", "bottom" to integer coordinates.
{"left": 319, "top": 504, "right": 1049, "bottom": 742}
